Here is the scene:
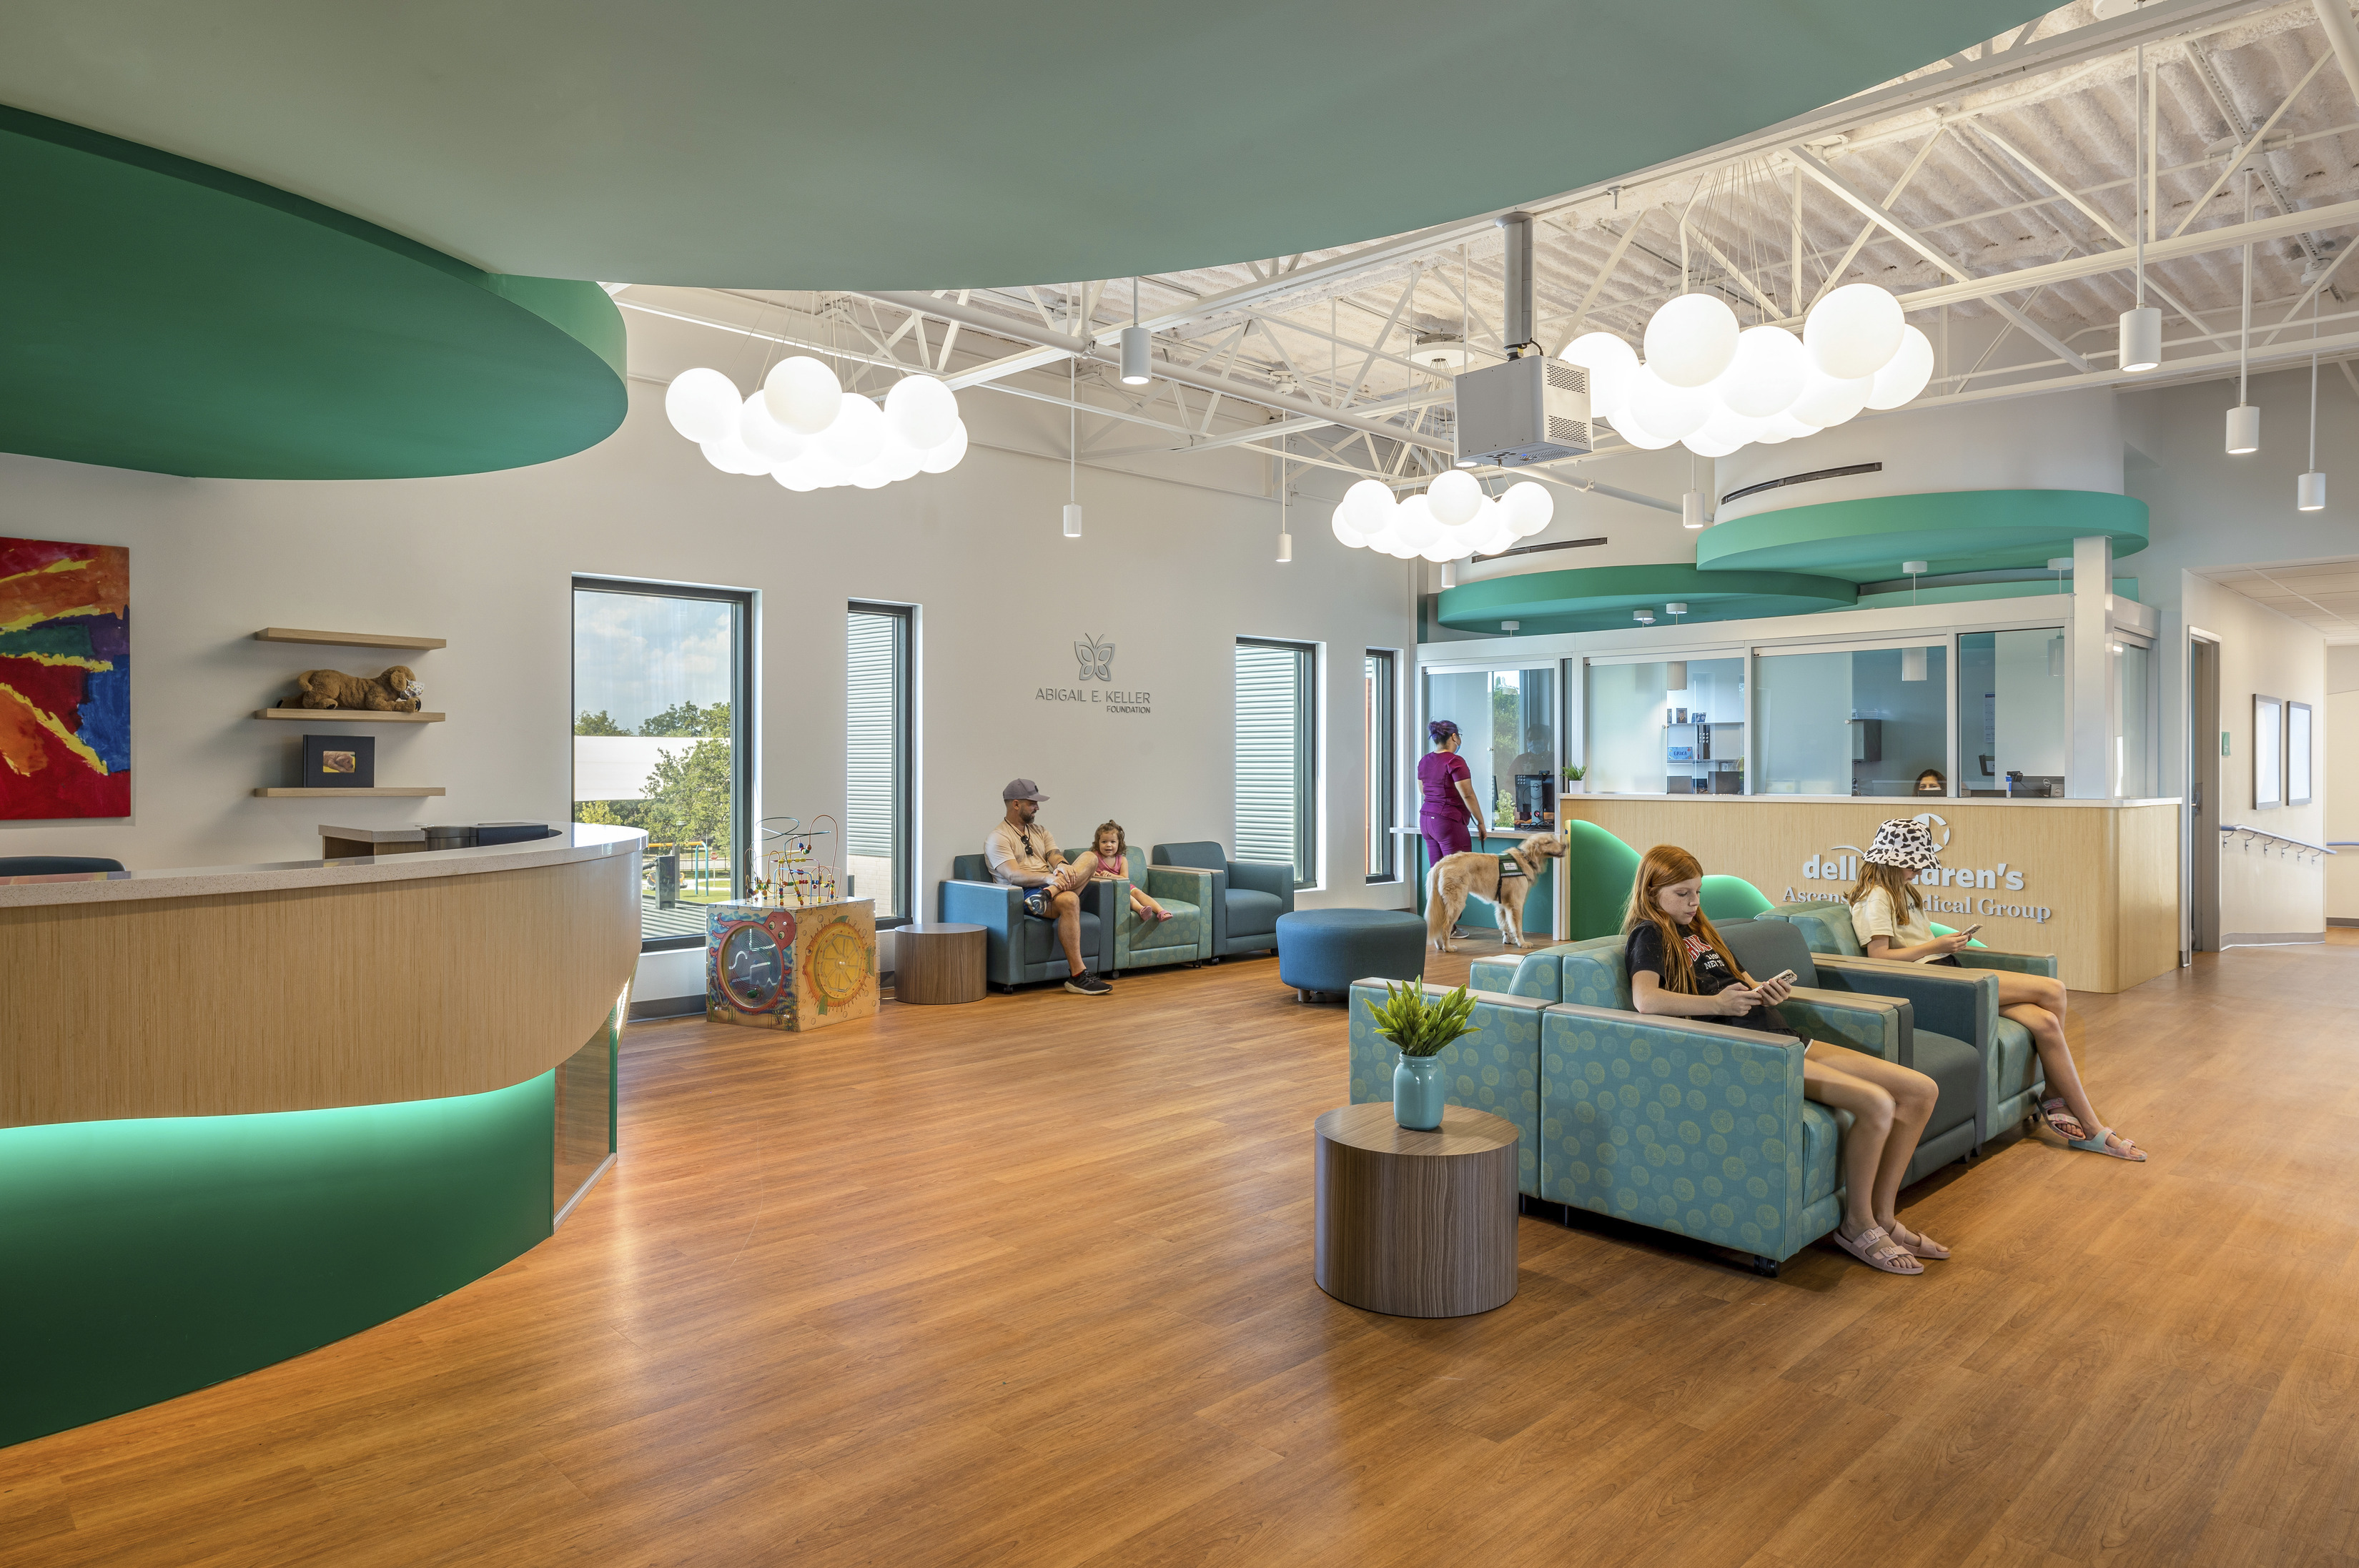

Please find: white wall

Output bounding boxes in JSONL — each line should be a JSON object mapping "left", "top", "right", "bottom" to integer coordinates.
{"left": 2329, "top": 644, "right": 2359, "bottom": 924}
{"left": 0, "top": 318, "right": 1418, "bottom": 998}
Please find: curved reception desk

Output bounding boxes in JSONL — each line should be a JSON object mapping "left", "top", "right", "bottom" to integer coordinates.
{"left": 0, "top": 825, "right": 643, "bottom": 1448}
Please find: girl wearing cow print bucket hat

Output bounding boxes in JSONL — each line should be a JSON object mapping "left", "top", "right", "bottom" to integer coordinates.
{"left": 1851, "top": 818, "right": 2147, "bottom": 1168}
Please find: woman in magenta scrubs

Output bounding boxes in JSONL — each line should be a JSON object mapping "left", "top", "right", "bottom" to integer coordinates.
{"left": 1417, "top": 719, "right": 1485, "bottom": 870}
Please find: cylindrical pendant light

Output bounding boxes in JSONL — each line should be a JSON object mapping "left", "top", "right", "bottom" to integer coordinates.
{"left": 1440, "top": 560, "right": 1458, "bottom": 588}
{"left": 1120, "top": 279, "right": 1152, "bottom": 385}
{"left": 1275, "top": 440, "right": 1292, "bottom": 562}
{"left": 1681, "top": 490, "right": 1705, "bottom": 529}
{"left": 1902, "top": 646, "right": 1928, "bottom": 682}
{"left": 1666, "top": 659, "right": 1689, "bottom": 690}
{"left": 2300, "top": 288, "right": 2325, "bottom": 510}
{"left": 1062, "top": 351, "right": 1082, "bottom": 537}
{"left": 2120, "top": 44, "right": 2162, "bottom": 374}
{"left": 1063, "top": 503, "right": 1084, "bottom": 537}
{"left": 2227, "top": 167, "right": 2258, "bottom": 453}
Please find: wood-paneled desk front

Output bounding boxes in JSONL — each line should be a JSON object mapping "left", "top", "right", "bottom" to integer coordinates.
{"left": 0, "top": 825, "right": 644, "bottom": 1449}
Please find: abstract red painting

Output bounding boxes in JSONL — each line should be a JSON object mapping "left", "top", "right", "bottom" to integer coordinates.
{"left": 1, "top": 537, "right": 130, "bottom": 819}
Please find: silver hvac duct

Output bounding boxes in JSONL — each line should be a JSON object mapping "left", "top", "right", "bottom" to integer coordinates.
{"left": 1498, "top": 211, "right": 1535, "bottom": 357}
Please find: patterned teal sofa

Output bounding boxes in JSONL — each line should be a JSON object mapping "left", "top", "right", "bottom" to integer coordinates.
{"left": 1349, "top": 955, "right": 1905, "bottom": 1273}
{"left": 1769, "top": 901, "right": 2049, "bottom": 1144}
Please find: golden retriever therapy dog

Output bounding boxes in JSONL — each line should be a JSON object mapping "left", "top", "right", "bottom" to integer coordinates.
{"left": 1426, "top": 832, "right": 1567, "bottom": 952}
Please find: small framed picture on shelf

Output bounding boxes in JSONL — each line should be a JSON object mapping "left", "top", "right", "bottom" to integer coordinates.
{"left": 302, "top": 734, "right": 376, "bottom": 788}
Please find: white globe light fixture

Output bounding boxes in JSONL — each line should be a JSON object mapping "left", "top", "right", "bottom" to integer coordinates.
{"left": 1331, "top": 507, "right": 1369, "bottom": 547}
{"left": 1717, "top": 325, "right": 1809, "bottom": 419}
{"left": 1791, "top": 367, "right": 1876, "bottom": 429}
{"left": 1628, "top": 367, "right": 1713, "bottom": 442}
{"left": 1865, "top": 326, "right": 1936, "bottom": 410}
{"left": 917, "top": 420, "right": 969, "bottom": 475}
{"left": 762, "top": 356, "right": 846, "bottom": 436}
{"left": 1643, "top": 293, "right": 1741, "bottom": 388}
{"left": 821, "top": 394, "right": 888, "bottom": 469}
{"left": 884, "top": 374, "right": 959, "bottom": 450}
{"left": 1426, "top": 470, "right": 1484, "bottom": 527}
{"left": 701, "top": 435, "right": 770, "bottom": 476}
{"left": 1392, "top": 494, "right": 1443, "bottom": 551}
{"left": 1804, "top": 283, "right": 1906, "bottom": 379}
{"left": 1563, "top": 332, "right": 1640, "bottom": 421}
{"left": 665, "top": 368, "right": 742, "bottom": 444}
{"left": 1502, "top": 480, "right": 1553, "bottom": 537}
{"left": 738, "top": 394, "right": 808, "bottom": 465}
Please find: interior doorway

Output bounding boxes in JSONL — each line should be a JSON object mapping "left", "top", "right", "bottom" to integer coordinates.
{"left": 2189, "top": 633, "right": 2221, "bottom": 955}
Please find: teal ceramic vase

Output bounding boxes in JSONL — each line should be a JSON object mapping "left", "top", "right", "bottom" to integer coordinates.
{"left": 1393, "top": 1050, "right": 1446, "bottom": 1131}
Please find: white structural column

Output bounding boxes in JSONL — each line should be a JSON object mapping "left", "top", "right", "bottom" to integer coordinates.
{"left": 2067, "top": 534, "right": 2117, "bottom": 799}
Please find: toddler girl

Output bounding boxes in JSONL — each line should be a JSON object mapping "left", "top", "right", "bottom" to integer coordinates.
{"left": 1090, "top": 822, "right": 1169, "bottom": 922}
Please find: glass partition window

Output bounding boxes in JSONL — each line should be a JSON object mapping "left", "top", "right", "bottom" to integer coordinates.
{"left": 1365, "top": 652, "right": 1397, "bottom": 881}
{"left": 1758, "top": 644, "right": 1947, "bottom": 797}
{"left": 573, "top": 579, "right": 753, "bottom": 949}
{"left": 1423, "top": 665, "right": 1557, "bottom": 826}
{"left": 2114, "top": 639, "right": 2153, "bottom": 799}
{"left": 846, "top": 602, "right": 913, "bottom": 923}
{"left": 1585, "top": 658, "right": 1743, "bottom": 795}
{"left": 1957, "top": 629, "right": 2065, "bottom": 798}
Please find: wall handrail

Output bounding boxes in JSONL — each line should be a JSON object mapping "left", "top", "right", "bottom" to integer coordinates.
{"left": 2218, "top": 824, "right": 2339, "bottom": 856}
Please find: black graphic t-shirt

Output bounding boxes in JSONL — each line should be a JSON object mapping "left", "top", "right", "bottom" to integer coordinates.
{"left": 1625, "top": 923, "right": 1793, "bottom": 1037}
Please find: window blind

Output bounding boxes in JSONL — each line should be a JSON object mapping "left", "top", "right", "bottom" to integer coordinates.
{"left": 1235, "top": 639, "right": 1315, "bottom": 887}
{"left": 846, "top": 612, "right": 899, "bottom": 860}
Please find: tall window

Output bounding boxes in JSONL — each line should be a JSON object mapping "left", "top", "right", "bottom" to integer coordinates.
{"left": 1236, "top": 638, "right": 1318, "bottom": 888}
{"left": 1364, "top": 651, "right": 1396, "bottom": 882}
{"left": 572, "top": 579, "right": 753, "bottom": 951}
{"left": 846, "top": 602, "right": 914, "bottom": 924}
{"left": 1957, "top": 630, "right": 2064, "bottom": 798}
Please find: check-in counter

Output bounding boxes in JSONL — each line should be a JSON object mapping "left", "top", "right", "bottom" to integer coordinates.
{"left": 1558, "top": 795, "right": 2178, "bottom": 993}
{"left": 0, "top": 824, "right": 643, "bottom": 1448}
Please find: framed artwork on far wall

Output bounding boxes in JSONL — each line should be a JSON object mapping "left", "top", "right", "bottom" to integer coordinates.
{"left": 2253, "top": 695, "right": 2283, "bottom": 809}
{"left": 302, "top": 734, "right": 376, "bottom": 788}
{"left": 2286, "top": 700, "right": 2313, "bottom": 808}
{"left": 0, "top": 537, "right": 129, "bottom": 820}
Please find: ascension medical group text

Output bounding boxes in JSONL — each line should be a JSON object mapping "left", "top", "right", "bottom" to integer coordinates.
{"left": 1784, "top": 850, "right": 2054, "bottom": 924}
{"left": 1037, "top": 688, "right": 1153, "bottom": 714}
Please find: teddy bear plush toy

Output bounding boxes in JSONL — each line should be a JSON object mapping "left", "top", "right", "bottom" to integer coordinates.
{"left": 287, "top": 665, "right": 423, "bottom": 712}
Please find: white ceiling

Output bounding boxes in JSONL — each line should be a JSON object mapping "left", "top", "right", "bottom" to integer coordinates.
{"left": 2203, "top": 555, "right": 2359, "bottom": 637}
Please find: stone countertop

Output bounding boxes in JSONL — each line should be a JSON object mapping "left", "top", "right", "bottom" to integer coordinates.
{"left": 0, "top": 824, "right": 645, "bottom": 908}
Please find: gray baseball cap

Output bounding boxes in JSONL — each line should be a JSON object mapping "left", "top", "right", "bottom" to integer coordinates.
{"left": 1002, "top": 777, "right": 1049, "bottom": 803}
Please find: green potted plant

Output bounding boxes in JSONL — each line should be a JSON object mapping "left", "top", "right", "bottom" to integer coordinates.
{"left": 1364, "top": 981, "right": 1479, "bottom": 1130}
{"left": 1562, "top": 763, "right": 1586, "bottom": 796}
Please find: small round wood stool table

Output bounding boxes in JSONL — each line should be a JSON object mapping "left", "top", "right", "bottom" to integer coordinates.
{"left": 1313, "top": 1102, "right": 1519, "bottom": 1319}
{"left": 891, "top": 922, "right": 988, "bottom": 1004}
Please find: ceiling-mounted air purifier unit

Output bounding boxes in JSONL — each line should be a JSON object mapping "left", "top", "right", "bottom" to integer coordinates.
{"left": 1452, "top": 211, "right": 1590, "bottom": 467}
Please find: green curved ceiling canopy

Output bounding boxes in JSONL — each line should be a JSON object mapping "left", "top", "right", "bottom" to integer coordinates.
{"left": 1438, "top": 565, "right": 1855, "bottom": 636}
{"left": 0, "top": 106, "right": 625, "bottom": 479}
{"left": 0, "top": 1, "right": 2051, "bottom": 287}
{"left": 1698, "top": 490, "right": 2150, "bottom": 583}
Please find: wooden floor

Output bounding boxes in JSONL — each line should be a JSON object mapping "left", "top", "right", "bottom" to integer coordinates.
{"left": 6, "top": 934, "right": 2358, "bottom": 1568}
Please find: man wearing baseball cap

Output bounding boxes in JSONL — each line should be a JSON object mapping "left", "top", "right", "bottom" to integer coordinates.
{"left": 986, "top": 778, "right": 1110, "bottom": 995}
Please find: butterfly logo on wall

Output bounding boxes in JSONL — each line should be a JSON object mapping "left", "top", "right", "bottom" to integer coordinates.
{"left": 1075, "top": 634, "right": 1114, "bottom": 683}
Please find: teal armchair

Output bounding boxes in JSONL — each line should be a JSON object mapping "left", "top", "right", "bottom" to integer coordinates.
{"left": 1347, "top": 980, "right": 1548, "bottom": 1196}
{"left": 1150, "top": 840, "right": 1295, "bottom": 958}
{"left": 1106, "top": 860, "right": 1214, "bottom": 975}
{"left": 1768, "top": 902, "right": 2049, "bottom": 1146}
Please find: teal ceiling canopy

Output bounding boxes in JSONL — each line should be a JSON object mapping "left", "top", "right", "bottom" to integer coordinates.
{"left": 1438, "top": 564, "right": 1855, "bottom": 636}
{"left": 1697, "top": 490, "right": 2150, "bottom": 583}
{"left": 0, "top": 1, "right": 2052, "bottom": 288}
{"left": 0, "top": 106, "right": 625, "bottom": 480}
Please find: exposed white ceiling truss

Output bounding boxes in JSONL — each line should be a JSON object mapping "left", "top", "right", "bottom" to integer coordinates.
{"left": 636, "top": 0, "right": 2359, "bottom": 504}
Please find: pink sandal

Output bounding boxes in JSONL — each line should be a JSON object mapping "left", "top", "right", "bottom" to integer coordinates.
{"left": 1832, "top": 1225, "right": 1923, "bottom": 1276}
{"left": 1888, "top": 1222, "right": 1950, "bottom": 1261}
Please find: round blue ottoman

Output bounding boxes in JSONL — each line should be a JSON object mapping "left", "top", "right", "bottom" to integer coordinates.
{"left": 1276, "top": 909, "right": 1428, "bottom": 1002}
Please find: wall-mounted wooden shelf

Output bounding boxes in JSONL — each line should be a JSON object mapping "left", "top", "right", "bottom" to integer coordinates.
{"left": 254, "top": 708, "right": 445, "bottom": 723}
{"left": 254, "top": 627, "right": 447, "bottom": 651}
{"left": 253, "top": 787, "right": 447, "bottom": 798}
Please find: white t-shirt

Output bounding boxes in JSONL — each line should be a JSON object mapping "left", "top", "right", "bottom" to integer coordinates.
{"left": 1850, "top": 884, "right": 1936, "bottom": 953}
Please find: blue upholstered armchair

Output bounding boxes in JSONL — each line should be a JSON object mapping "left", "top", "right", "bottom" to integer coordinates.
{"left": 1768, "top": 902, "right": 2049, "bottom": 1147}
{"left": 1148, "top": 841, "right": 1295, "bottom": 958}
{"left": 938, "top": 853, "right": 1116, "bottom": 991}
{"left": 1105, "top": 860, "right": 1214, "bottom": 976}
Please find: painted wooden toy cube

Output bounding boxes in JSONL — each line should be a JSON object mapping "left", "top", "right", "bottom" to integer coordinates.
{"left": 706, "top": 897, "right": 879, "bottom": 1031}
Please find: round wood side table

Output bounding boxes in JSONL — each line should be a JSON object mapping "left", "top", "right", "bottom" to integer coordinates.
{"left": 891, "top": 921, "right": 987, "bottom": 1005}
{"left": 1313, "top": 1102, "right": 1519, "bottom": 1318}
